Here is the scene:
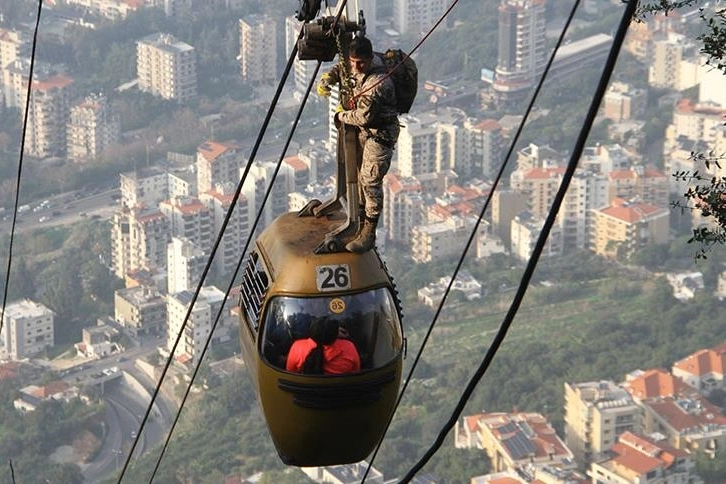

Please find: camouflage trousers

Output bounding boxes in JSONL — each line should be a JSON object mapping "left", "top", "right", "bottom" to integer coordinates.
{"left": 358, "top": 137, "right": 394, "bottom": 220}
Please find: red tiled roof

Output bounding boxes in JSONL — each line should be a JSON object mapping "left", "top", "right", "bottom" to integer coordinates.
{"left": 198, "top": 141, "right": 234, "bottom": 161}
{"left": 522, "top": 167, "right": 566, "bottom": 180}
{"left": 32, "top": 74, "right": 74, "bottom": 91}
{"left": 601, "top": 199, "right": 663, "bottom": 223}
{"left": 673, "top": 341, "right": 726, "bottom": 377}
{"left": 626, "top": 368, "right": 695, "bottom": 399}
{"left": 283, "top": 155, "right": 307, "bottom": 171}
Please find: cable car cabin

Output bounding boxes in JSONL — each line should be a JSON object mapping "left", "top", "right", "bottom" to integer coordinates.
{"left": 237, "top": 212, "right": 404, "bottom": 466}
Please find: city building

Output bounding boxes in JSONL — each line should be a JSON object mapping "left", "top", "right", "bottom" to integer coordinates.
{"left": 382, "top": 173, "right": 425, "bottom": 244}
{"left": 114, "top": 285, "right": 167, "bottom": 337}
{"left": 137, "top": 32, "right": 197, "bottom": 102}
{"left": 242, "top": 161, "right": 290, "bottom": 227}
{"left": 111, "top": 206, "right": 171, "bottom": 279}
{"left": 238, "top": 14, "right": 277, "bottom": 84}
{"left": 120, "top": 165, "right": 170, "bottom": 210}
{"left": 1, "top": 299, "right": 54, "bottom": 360}
{"left": 166, "top": 286, "right": 231, "bottom": 366}
{"left": 396, "top": 108, "right": 466, "bottom": 177}
{"left": 639, "top": 393, "right": 726, "bottom": 458}
{"left": 589, "top": 198, "right": 670, "bottom": 259}
{"left": 607, "top": 165, "right": 669, "bottom": 208}
{"left": 509, "top": 165, "right": 566, "bottom": 220}
{"left": 510, "top": 210, "right": 562, "bottom": 261}
{"left": 66, "top": 93, "right": 120, "bottom": 161}
{"left": 492, "top": 0, "right": 547, "bottom": 106}
{"left": 198, "top": 184, "right": 250, "bottom": 275}
{"left": 159, "top": 196, "right": 212, "bottom": 252}
{"left": 196, "top": 140, "right": 242, "bottom": 194}
{"left": 75, "top": 321, "right": 121, "bottom": 359}
{"left": 476, "top": 411, "right": 576, "bottom": 474}
{"left": 564, "top": 380, "right": 642, "bottom": 467}
{"left": 672, "top": 341, "right": 726, "bottom": 396}
{"left": 411, "top": 216, "right": 474, "bottom": 263}
{"left": 301, "top": 461, "right": 384, "bottom": 484}
{"left": 167, "top": 237, "right": 207, "bottom": 294}
{"left": 25, "top": 74, "right": 74, "bottom": 158}
{"left": 462, "top": 118, "right": 504, "bottom": 180}
{"left": 392, "top": 0, "right": 447, "bottom": 36}
{"left": 602, "top": 81, "right": 647, "bottom": 123}
{"left": 589, "top": 431, "right": 698, "bottom": 484}
{"left": 63, "top": 0, "right": 144, "bottom": 20}
{"left": 623, "top": 368, "right": 699, "bottom": 403}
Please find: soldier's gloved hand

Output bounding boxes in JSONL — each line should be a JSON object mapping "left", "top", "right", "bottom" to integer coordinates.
{"left": 317, "top": 73, "right": 333, "bottom": 97}
{"left": 334, "top": 104, "right": 344, "bottom": 128}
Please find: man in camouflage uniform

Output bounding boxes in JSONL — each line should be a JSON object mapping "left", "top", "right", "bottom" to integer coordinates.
{"left": 318, "top": 36, "right": 399, "bottom": 253}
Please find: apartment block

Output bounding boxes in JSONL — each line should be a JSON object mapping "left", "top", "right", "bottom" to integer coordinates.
{"left": 111, "top": 206, "right": 171, "bottom": 279}
{"left": 167, "top": 237, "right": 207, "bottom": 294}
{"left": 510, "top": 210, "right": 562, "bottom": 261}
{"left": 602, "top": 81, "right": 647, "bottom": 122}
{"left": 640, "top": 394, "right": 726, "bottom": 456}
{"left": 560, "top": 171, "right": 608, "bottom": 251}
{"left": 607, "top": 165, "right": 669, "bottom": 207}
{"left": 411, "top": 216, "right": 474, "bottom": 263}
{"left": 589, "top": 198, "right": 669, "bottom": 259}
{"left": 397, "top": 109, "right": 466, "bottom": 178}
{"left": 114, "top": 286, "right": 166, "bottom": 337}
{"left": 239, "top": 14, "right": 277, "bottom": 84}
{"left": 382, "top": 173, "right": 426, "bottom": 244}
{"left": 589, "top": 431, "right": 697, "bottom": 484}
{"left": 120, "top": 165, "right": 170, "bottom": 209}
{"left": 462, "top": 118, "right": 504, "bottom": 180}
{"left": 492, "top": 0, "right": 547, "bottom": 106}
{"left": 166, "top": 286, "right": 229, "bottom": 367}
{"left": 627, "top": 368, "right": 698, "bottom": 400}
{"left": 63, "top": 0, "right": 143, "bottom": 20}
{"left": 475, "top": 412, "right": 576, "bottom": 474}
{"left": 137, "top": 32, "right": 197, "bottom": 102}
{"left": 67, "top": 93, "right": 120, "bottom": 161}
{"left": 564, "top": 380, "right": 642, "bottom": 466}
{"left": 242, "top": 161, "right": 289, "bottom": 227}
{"left": 199, "top": 185, "right": 250, "bottom": 275}
{"left": 196, "top": 140, "right": 242, "bottom": 194}
{"left": 392, "top": 0, "right": 447, "bottom": 35}
{"left": 672, "top": 341, "right": 726, "bottom": 396}
{"left": 0, "top": 28, "right": 29, "bottom": 69}
{"left": 25, "top": 74, "right": 74, "bottom": 158}
{"left": 671, "top": 98, "right": 726, "bottom": 144}
{"left": 509, "top": 166, "right": 566, "bottom": 219}
{"left": 159, "top": 196, "right": 212, "bottom": 252}
{"left": 515, "top": 143, "right": 566, "bottom": 172}
{"left": 1, "top": 299, "right": 54, "bottom": 360}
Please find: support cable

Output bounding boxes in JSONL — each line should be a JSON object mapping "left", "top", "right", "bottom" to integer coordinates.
{"left": 0, "top": 0, "right": 44, "bottom": 335}
{"left": 397, "top": 1, "right": 637, "bottom": 481}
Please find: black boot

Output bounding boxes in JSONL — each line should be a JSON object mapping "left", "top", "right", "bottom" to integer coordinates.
{"left": 346, "top": 217, "right": 378, "bottom": 253}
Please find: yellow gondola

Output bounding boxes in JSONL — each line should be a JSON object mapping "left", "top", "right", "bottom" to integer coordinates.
{"left": 237, "top": 212, "right": 405, "bottom": 466}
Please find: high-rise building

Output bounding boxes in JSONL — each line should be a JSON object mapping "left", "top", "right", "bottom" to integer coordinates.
{"left": 167, "top": 286, "right": 229, "bottom": 366}
{"left": 111, "top": 206, "right": 171, "bottom": 279}
{"left": 196, "top": 140, "right": 242, "bottom": 194}
{"left": 137, "top": 32, "right": 197, "bottom": 102}
{"left": 382, "top": 173, "right": 425, "bottom": 244}
{"left": 120, "top": 166, "right": 170, "bottom": 210}
{"left": 239, "top": 14, "right": 277, "bottom": 84}
{"left": 493, "top": 0, "right": 547, "bottom": 106}
{"left": 392, "top": 0, "right": 446, "bottom": 36}
{"left": 199, "top": 184, "right": 250, "bottom": 275}
{"left": 114, "top": 286, "right": 166, "bottom": 337}
{"left": 167, "top": 237, "right": 207, "bottom": 294}
{"left": 25, "top": 74, "right": 73, "bottom": 158}
{"left": 564, "top": 380, "right": 642, "bottom": 466}
{"left": 67, "top": 93, "right": 120, "bottom": 161}
{"left": 462, "top": 118, "right": 504, "bottom": 180}
{"left": 159, "top": 196, "right": 212, "bottom": 252}
{"left": 1, "top": 299, "right": 54, "bottom": 360}
{"left": 285, "top": 15, "right": 321, "bottom": 99}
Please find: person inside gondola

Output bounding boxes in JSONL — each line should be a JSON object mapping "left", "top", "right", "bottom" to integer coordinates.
{"left": 285, "top": 316, "right": 361, "bottom": 374}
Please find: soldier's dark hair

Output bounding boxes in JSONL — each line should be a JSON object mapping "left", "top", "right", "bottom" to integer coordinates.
{"left": 349, "top": 36, "right": 373, "bottom": 59}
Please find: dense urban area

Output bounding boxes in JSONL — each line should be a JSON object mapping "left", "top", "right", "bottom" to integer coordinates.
{"left": 1, "top": 0, "right": 726, "bottom": 482}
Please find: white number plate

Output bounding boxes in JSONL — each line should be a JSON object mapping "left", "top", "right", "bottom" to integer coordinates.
{"left": 316, "top": 264, "right": 351, "bottom": 291}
